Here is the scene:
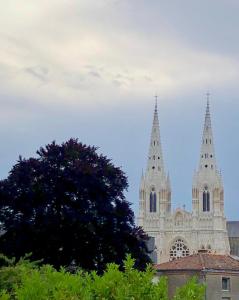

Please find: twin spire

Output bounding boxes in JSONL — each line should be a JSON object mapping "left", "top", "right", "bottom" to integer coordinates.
{"left": 145, "top": 93, "right": 218, "bottom": 180}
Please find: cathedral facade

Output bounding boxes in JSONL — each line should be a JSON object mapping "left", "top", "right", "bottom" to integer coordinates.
{"left": 137, "top": 98, "right": 230, "bottom": 264}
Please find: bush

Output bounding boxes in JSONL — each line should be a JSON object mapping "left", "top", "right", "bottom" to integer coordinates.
{"left": 173, "top": 276, "right": 205, "bottom": 300}
{"left": 0, "top": 254, "right": 205, "bottom": 300}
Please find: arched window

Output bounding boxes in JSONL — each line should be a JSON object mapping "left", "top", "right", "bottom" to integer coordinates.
{"left": 203, "top": 187, "right": 210, "bottom": 212}
{"left": 170, "top": 239, "right": 189, "bottom": 260}
{"left": 150, "top": 189, "right": 157, "bottom": 212}
{"left": 153, "top": 193, "right": 157, "bottom": 211}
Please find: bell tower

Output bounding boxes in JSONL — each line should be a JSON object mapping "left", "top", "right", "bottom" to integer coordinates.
{"left": 192, "top": 94, "right": 230, "bottom": 254}
{"left": 138, "top": 97, "right": 171, "bottom": 235}
{"left": 192, "top": 94, "right": 223, "bottom": 217}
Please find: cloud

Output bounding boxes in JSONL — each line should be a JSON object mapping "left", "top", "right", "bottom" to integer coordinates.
{"left": 25, "top": 66, "right": 49, "bottom": 82}
{"left": 0, "top": 0, "right": 238, "bottom": 112}
{"left": 0, "top": 1, "right": 239, "bottom": 219}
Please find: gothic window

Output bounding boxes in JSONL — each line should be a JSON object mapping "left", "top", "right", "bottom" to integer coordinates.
{"left": 150, "top": 189, "right": 157, "bottom": 212}
{"left": 153, "top": 193, "right": 157, "bottom": 211}
{"left": 203, "top": 187, "right": 210, "bottom": 212}
{"left": 170, "top": 239, "right": 189, "bottom": 260}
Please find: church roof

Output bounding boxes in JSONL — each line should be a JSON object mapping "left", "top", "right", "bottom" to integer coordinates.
{"left": 227, "top": 221, "right": 239, "bottom": 238}
{"left": 155, "top": 253, "right": 239, "bottom": 272}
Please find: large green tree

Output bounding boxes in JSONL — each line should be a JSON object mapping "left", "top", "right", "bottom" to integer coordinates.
{"left": 0, "top": 139, "right": 150, "bottom": 271}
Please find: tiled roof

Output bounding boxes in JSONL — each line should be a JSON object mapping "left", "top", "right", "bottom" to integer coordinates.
{"left": 227, "top": 221, "right": 239, "bottom": 238}
{"left": 155, "top": 254, "right": 239, "bottom": 271}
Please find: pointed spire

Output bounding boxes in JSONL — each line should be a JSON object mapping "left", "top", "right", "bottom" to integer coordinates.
{"left": 155, "top": 94, "right": 158, "bottom": 112}
{"left": 153, "top": 95, "right": 159, "bottom": 126}
{"left": 204, "top": 92, "right": 212, "bottom": 130}
{"left": 146, "top": 97, "right": 165, "bottom": 176}
{"left": 198, "top": 93, "right": 217, "bottom": 172}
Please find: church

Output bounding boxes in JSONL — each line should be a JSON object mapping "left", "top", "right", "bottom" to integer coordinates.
{"left": 137, "top": 97, "right": 238, "bottom": 264}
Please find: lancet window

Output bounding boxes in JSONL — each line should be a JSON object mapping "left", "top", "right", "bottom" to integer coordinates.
{"left": 149, "top": 187, "right": 157, "bottom": 212}
{"left": 203, "top": 186, "right": 210, "bottom": 212}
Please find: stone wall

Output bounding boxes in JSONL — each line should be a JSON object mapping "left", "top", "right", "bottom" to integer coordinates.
{"left": 205, "top": 273, "right": 239, "bottom": 300}
{"left": 157, "top": 270, "right": 239, "bottom": 300}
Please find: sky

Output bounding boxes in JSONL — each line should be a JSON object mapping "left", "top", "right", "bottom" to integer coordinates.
{"left": 0, "top": 0, "right": 239, "bottom": 220}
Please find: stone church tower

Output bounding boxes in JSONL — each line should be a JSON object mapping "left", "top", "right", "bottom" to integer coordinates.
{"left": 138, "top": 101, "right": 171, "bottom": 230}
{"left": 138, "top": 97, "right": 230, "bottom": 263}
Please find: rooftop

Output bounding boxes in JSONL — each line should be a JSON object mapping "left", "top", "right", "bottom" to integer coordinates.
{"left": 155, "top": 253, "right": 239, "bottom": 272}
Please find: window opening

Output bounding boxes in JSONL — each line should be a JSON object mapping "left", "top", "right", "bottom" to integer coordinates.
{"left": 222, "top": 278, "right": 230, "bottom": 291}
{"left": 203, "top": 188, "right": 210, "bottom": 212}
{"left": 170, "top": 239, "right": 189, "bottom": 260}
{"left": 150, "top": 190, "right": 157, "bottom": 212}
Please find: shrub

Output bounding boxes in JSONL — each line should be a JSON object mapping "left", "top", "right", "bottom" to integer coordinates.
{"left": 0, "top": 254, "right": 205, "bottom": 300}
{"left": 173, "top": 276, "right": 205, "bottom": 300}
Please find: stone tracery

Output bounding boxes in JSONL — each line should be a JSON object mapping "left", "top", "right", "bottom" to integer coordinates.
{"left": 169, "top": 239, "right": 190, "bottom": 260}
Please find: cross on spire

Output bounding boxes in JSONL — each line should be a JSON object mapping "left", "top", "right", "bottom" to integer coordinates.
{"left": 206, "top": 91, "right": 210, "bottom": 101}
{"left": 155, "top": 94, "right": 158, "bottom": 111}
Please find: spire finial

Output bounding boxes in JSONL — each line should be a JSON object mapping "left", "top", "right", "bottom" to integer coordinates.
{"left": 206, "top": 91, "right": 210, "bottom": 111}
{"left": 206, "top": 91, "right": 210, "bottom": 102}
{"left": 205, "top": 91, "right": 211, "bottom": 126}
{"left": 154, "top": 94, "right": 158, "bottom": 112}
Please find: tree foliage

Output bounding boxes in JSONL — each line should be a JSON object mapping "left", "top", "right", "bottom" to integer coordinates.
{"left": 0, "top": 255, "right": 205, "bottom": 300}
{"left": 173, "top": 276, "right": 205, "bottom": 300}
{"left": 0, "top": 139, "right": 150, "bottom": 271}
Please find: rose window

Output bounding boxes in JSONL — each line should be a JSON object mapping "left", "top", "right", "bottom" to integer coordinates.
{"left": 170, "top": 239, "right": 190, "bottom": 260}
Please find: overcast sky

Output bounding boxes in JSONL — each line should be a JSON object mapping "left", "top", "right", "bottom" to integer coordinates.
{"left": 0, "top": 0, "right": 239, "bottom": 220}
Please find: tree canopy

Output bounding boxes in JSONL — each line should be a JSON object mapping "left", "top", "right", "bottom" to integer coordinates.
{"left": 0, "top": 139, "right": 150, "bottom": 271}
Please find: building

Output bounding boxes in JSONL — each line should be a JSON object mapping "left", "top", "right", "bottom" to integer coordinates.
{"left": 156, "top": 253, "right": 239, "bottom": 300}
{"left": 227, "top": 221, "right": 239, "bottom": 257}
{"left": 138, "top": 97, "right": 231, "bottom": 263}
